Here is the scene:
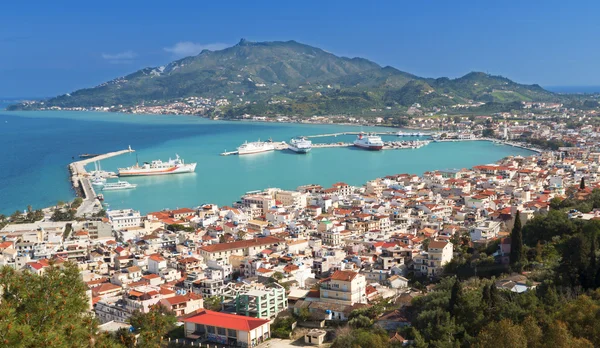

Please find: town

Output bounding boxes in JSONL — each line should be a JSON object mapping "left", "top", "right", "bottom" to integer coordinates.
{"left": 2, "top": 113, "right": 600, "bottom": 347}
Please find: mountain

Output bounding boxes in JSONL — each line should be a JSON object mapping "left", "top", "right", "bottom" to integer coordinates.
{"left": 8, "top": 39, "right": 560, "bottom": 115}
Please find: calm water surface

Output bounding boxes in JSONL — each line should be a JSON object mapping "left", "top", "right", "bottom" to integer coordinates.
{"left": 0, "top": 111, "right": 534, "bottom": 214}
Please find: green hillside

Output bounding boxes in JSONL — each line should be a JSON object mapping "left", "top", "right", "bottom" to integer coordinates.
{"left": 8, "top": 39, "right": 562, "bottom": 115}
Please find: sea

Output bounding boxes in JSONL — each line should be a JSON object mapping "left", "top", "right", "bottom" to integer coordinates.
{"left": 0, "top": 109, "right": 535, "bottom": 215}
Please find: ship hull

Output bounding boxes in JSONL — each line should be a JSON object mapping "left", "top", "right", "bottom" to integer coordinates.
{"left": 288, "top": 146, "right": 311, "bottom": 153}
{"left": 118, "top": 163, "right": 197, "bottom": 176}
{"left": 353, "top": 143, "right": 383, "bottom": 151}
{"left": 238, "top": 148, "right": 274, "bottom": 155}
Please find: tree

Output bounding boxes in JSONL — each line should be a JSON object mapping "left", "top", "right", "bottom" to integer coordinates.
{"left": 349, "top": 314, "right": 372, "bottom": 329}
{"left": 510, "top": 210, "right": 524, "bottom": 271}
{"left": 203, "top": 296, "right": 222, "bottom": 311}
{"left": 0, "top": 262, "right": 99, "bottom": 347}
{"left": 476, "top": 319, "right": 527, "bottom": 348}
{"left": 581, "top": 177, "right": 586, "bottom": 190}
{"left": 482, "top": 128, "right": 495, "bottom": 137}
{"left": 129, "top": 305, "right": 177, "bottom": 348}
{"left": 449, "top": 278, "right": 463, "bottom": 317}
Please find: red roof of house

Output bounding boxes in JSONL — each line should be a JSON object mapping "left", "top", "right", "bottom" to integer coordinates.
{"left": 330, "top": 270, "right": 359, "bottom": 282}
{"left": 184, "top": 310, "right": 270, "bottom": 331}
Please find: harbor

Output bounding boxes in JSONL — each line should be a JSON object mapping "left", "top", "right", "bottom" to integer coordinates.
{"left": 68, "top": 146, "right": 134, "bottom": 216}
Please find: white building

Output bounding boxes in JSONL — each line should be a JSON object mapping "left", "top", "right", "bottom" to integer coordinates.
{"left": 107, "top": 209, "right": 142, "bottom": 231}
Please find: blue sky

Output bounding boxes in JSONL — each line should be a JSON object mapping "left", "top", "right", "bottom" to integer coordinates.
{"left": 1, "top": 0, "right": 599, "bottom": 97}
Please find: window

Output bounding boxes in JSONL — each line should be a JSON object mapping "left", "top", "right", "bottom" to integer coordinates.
{"left": 217, "top": 327, "right": 226, "bottom": 336}
{"left": 228, "top": 329, "right": 237, "bottom": 338}
{"left": 207, "top": 326, "right": 215, "bottom": 334}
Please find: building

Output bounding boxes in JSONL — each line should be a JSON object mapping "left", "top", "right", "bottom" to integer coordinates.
{"left": 199, "top": 237, "right": 282, "bottom": 262}
{"left": 320, "top": 270, "right": 367, "bottom": 305}
{"left": 426, "top": 241, "right": 453, "bottom": 277}
{"left": 106, "top": 209, "right": 142, "bottom": 231}
{"left": 221, "top": 283, "right": 287, "bottom": 319}
{"left": 183, "top": 309, "right": 271, "bottom": 347}
{"left": 470, "top": 221, "right": 502, "bottom": 242}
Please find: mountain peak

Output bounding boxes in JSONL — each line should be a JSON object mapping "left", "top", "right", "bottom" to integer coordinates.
{"left": 237, "top": 38, "right": 250, "bottom": 46}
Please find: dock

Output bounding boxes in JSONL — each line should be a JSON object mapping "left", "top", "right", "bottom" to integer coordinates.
{"left": 68, "top": 146, "right": 135, "bottom": 216}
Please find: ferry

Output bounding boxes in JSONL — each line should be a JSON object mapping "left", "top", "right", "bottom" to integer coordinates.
{"left": 118, "top": 154, "right": 196, "bottom": 176}
{"left": 237, "top": 140, "right": 275, "bottom": 155}
{"left": 102, "top": 181, "right": 137, "bottom": 191}
{"left": 288, "top": 137, "right": 312, "bottom": 153}
{"left": 353, "top": 133, "right": 384, "bottom": 150}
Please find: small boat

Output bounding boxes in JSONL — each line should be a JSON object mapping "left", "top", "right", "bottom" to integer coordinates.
{"left": 102, "top": 181, "right": 137, "bottom": 191}
{"left": 91, "top": 177, "right": 106, "bottom": 186}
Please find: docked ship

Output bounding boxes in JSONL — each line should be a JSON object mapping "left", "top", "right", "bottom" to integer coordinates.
{"left": 237, "top": 140, "right": 275, "bottom": 155}
{"left": 288, "top": 137, "right": 312, "bottom": 153}
{"left": 353, "top": 133, "right": 384, "bottom": 150}
{"left": 102, "top": 181, "right": 137, "bottom": 191}
{"left": 118, "top": 154, "right": 196, "bottom": 176}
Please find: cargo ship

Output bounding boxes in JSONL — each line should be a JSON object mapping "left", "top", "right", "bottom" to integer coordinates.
{"left": 118, "top": 154, "right": 196, "bottom": 176}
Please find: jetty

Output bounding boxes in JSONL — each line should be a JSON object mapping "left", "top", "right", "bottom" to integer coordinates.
{"left": 69, "top": 146, "right": 134, "bottom": 216}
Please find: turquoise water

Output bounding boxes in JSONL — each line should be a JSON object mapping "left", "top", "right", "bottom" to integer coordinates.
{"left": 0, "top": 111, "right": 534, "bottom": 214}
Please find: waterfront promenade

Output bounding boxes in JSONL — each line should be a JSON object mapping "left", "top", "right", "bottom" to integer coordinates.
{"left": 69, "top": 147, "right": 134, "bottom": 216}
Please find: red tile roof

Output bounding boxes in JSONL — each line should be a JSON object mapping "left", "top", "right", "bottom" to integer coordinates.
{"left": 330, "top": 270, "right": 359, "bottom": 282}
{"left": 184, "top": 310, "right": 269, "bottom": 331}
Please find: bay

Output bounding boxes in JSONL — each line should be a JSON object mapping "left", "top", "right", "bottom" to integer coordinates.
{"left": 0, "top": 111, "right": 534, "bottom": 214}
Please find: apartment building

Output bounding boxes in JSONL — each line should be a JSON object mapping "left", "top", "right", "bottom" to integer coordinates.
{"left": 319, "top": 270, "right": 367, "bottom": 306}
{"left": 199, "top": 237, "right": 282, "bottom": 262}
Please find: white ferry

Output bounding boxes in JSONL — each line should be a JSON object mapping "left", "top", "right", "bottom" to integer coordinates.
{"left": 237, "top": 140, "right": 275, "bottom": 155}
{"left": 118, "top": 154, "right": 196, "bottom": 176}
{"left": 288, "top": 137, "right": 312, "bottom": 153}
{"left": 102, "top": 181, "right": 137, "bottom": 191}
{"left": 353, "top": 133, "right": 384, "bottom": 150}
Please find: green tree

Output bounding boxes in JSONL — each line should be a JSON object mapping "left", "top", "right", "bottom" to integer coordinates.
{"left": 476, "top": 319, "right": 527, "bottom": 348}
{"left": 203, "top": 296, "right": 222, "bottom": 311}
{"left": 0, "top": 262, "right": 99, "bottom": 347}
{"left": 581, "top": 177, "right": 586, "bottom": 190}
{"left": 129, "top": 305, "right": 176, "bottom": 348}
{"left": 482, "top": 128, "right": 495, "bottom": 137}
{"left": 449, "top": 278, "right": 462, "bottom": 316}
{"left": 510, "top": 210, "right": 524, "bottom": 271}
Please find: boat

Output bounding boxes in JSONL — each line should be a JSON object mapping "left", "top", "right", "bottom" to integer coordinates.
{"left": 237, "top": 140, "right": 275, "bottom": 155}
{"left": 118, "top": 154, "right": 196, "bottom": 176}
{"left": 102, "top": 181, "right": 137, "bottom": 191}
{"left": 353, "top": 133, "right": 384, "bottom": 150}
{"left": 288, "top": 137, "right": 312, "bottom": 153}
{"left": 396, "top": 131, "right": 406, "bottom": 137}
{"left": 91, "top": 177, "right": 106, "bottom": 186}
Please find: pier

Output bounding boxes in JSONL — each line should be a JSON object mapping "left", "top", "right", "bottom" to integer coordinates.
{"left": 68, "top": 146, "right": 134, "bottom": 216}
{"left": 300, "top": 131, "right": 428, "bottom": 138}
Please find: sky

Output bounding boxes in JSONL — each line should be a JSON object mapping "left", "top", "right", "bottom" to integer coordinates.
{"left": 1, "top": 0, "right": 599, "bottom": 97}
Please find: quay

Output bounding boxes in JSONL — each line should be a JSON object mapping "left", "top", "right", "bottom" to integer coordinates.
{"left": 301, "top": 131, "right": 429, "bottom": 138}
{"left": 68, "top": 146, "right": 135, "bottom": 216}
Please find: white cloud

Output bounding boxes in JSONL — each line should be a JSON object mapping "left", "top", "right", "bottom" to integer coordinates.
{"left": 101, "top": 50, "right": 136, "bottom": 64}
{"left": 164, "top": 42, "right": 229, "bottom": 58}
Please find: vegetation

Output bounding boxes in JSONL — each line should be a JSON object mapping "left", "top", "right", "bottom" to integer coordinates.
{"left": 129, "top": 306, "right": 177, "bottom": 348}
{"left": 271, "top": 316, "right": 296, "bottom": 339}
{"left": 203, "top": 296, "right": 222, "bottom": 311}
{"left": 0, "top": 262, "right": 181, "bottom": 348}
{"left": 0, "top": 262, "right": 113, "bottom": 347}
{"left": 406, "top": 187, "right": 600, "bottom": 346}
